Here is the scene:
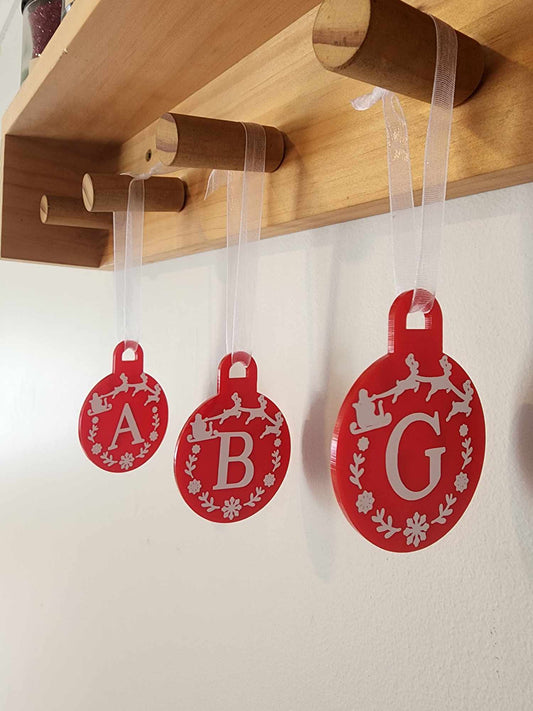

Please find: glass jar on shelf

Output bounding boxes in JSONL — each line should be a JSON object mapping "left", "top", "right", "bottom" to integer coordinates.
{"left": 21, "top": 0, "right": 62, "bottom": 83}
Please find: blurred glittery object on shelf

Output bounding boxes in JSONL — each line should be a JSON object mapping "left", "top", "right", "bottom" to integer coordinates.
{"left": 21, "top": 0, "right": 62, "bottom": 82}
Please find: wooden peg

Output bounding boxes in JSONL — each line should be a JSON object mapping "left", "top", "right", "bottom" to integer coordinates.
{"left": 40, "top": 195, "right": 113, "bottom": 229}
{"left": 312, "top": 0, "right": 484, "bottom": 106}
{"left": 155, "top": 113, "right": 285, "bottom": 172}
{"left": 82, "top": 173, "right": 186, "bottom": 212}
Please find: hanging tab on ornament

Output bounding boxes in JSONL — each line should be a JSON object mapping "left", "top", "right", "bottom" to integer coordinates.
{"left": 205, "top": 123, "right": 266, "bottom": 366}
{"left": 352, "top": 16, "right": 457, "bottom": 314}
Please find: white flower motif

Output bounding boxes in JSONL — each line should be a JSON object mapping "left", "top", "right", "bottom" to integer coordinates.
{"left": 263, "top": 473, "right": 276, "bottom": 487}
{"left": 149, "top": 431, "right": 158, "bottom": 442}
{"left": 274, "top": 438, "right": 281, "bottom": 447}
{"left": 358, "top": 437, "right": 369, "bottom": 452}
{"left": 192, "top": 444, "right": 201, "bottom": 454}
{"left": 403, "top": 512, "right": 430, "bottom": 548}
{"left": 119, "top": 452, "right": 135, "bottom": 471}
{"left": 152, "top": 406, "right": 158, "bottom": 413}
{"left": 91, "top": 443, "right": 102, "bottom": 455}
{"left": 455, "top": 472, "right": 469, "bottom": 493}
{"left": 459, "top": 424, "right": 469, "bottom": 437}
{"left": 92, "top": 416, "right": 99, "bottom": 424}
{"left": 222, "top": 497, "right": 242, "bottom": 521}
{"left": 188, "top": 479, "right": 201, "bottom": 495}
{"left": 356, "top": 490, "right": 375, "bottom": 514}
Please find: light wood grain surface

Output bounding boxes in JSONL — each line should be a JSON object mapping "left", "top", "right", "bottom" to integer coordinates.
{"left": 1, "top": 0, "right": 532, "bottom": 268}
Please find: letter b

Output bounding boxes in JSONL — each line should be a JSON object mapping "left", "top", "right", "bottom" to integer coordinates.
{"left": 214, "top": 432, "right": 254, "bottom": 490}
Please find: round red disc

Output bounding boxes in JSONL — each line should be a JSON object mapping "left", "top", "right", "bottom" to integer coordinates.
{"left": 79, "top": 343, "right": 168, "bottom": 473}
{"left": 174, "top": 353, "right": 290, "bottom": 523}
{"left": 332, "top": 291, "right": 485, "bottom": 552}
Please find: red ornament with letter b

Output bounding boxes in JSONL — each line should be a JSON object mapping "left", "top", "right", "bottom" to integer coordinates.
{"left": 174, "top": 353, "right": 290, "bottom": 523}
{"left": 332, "top": 291, "right": 485, "bottom": 552}
{"left": 79, "top": 343, "right": 168, "bottom": 472}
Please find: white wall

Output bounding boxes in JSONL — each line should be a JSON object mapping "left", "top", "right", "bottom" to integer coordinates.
{"left": 0, "top": 0, "right": 21, "bottom": 109}
{"left": 1, "top": 10, "right": 533, "bottom": 709}
{"left": 1, "top": 181, "right": 533, "bottom": 710}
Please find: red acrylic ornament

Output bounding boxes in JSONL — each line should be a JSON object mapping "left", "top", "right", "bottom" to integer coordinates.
{"left": 174, "top": 353, "right": 290, "bottom": 523}
{"left": 332, "top": 291, "right": 485, "bottom": 552}
{"left": 79, "top": 343, "right": 168, "bottom": 473}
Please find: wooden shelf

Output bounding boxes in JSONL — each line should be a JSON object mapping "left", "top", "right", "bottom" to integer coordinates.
{"left": 1, "top": 0, "right": 532, "bottom": 268}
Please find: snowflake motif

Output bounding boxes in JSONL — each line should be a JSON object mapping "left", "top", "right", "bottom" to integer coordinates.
{"left": 357, "top": 437, "right": 369, "bottom": 452}
{"left": 274, "top": 438, "right": 281, "bottom": 447}
{"left": 222, "top": 497, "right": 242, "bottom": 521}
{"left": 192, "top": 444, "right": 201, "bottom": 454}
{"left": 403, "top": 512, "right": 430, "bottom": 548}
{"left": 188, "top": 479, "right": 202, "bottom": 495}
{"left": 455, "top": 472, "right": 469, "bottom": 493}
{"left": 459, "top": 424, "right": 469, "bottom": 437}
{"left": 92, "top": 416, "right": 99, "bottom": 424}
{"left": 356, "top": 490, "right": 375, "bottom": 514}
{"left": 263, "top": 473, "right": 276, "bottom": 487}
{"left": 91, "top": 443, "right": 102, "bottom": 455}
{"left": 149, "top": 431, "right": 158, "bottom": 442}
{"left": 119, "top": 452, "right": 135, "bottom": 471}
{"left": 152, "top": 406, "right": 158, "bottom": 413}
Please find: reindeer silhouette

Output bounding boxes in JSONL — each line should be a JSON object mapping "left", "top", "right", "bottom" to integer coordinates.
{"left": 446, "top": 381, "right": 473, "bottom": 422}
{"left": 425, "top": 355, "right": 453, "bottom": 401}
{"left": 243, "top": 394, "right": 269, "bottom": 424}
{"left": 218, "top": 393, "right": 243, "bottom": 423}
{"left": 260, "top": 412, "right": 283, "bottom": 439}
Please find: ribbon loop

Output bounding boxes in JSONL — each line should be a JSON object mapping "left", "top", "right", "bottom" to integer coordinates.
{"left": 114, "top": 162, "right": 176, "bottom": 352}
{"left": 205, "top": 123, "right": 267, "bottom": 365}
{"left": 353, "top": 16, "right": 457, "bottom": 313}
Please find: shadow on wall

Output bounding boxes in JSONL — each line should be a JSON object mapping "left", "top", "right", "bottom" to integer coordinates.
{"left": 300, "top": 219, "right": 380, "bottom": 580}
{"left": 512, "top": 201, "right": 533, "bottom": 584}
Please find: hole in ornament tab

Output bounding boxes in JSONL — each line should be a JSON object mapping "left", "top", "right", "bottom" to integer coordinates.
{"left": 122, "top": 347, "right": 136, "bottom": 361}
{"left": 406, "top": 311, "right": 426, "bottom": 329}
{"left": 229, "top": 361, "right": 247, "bottom": 379}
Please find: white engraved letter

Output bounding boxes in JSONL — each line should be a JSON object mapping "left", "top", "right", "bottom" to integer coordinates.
{"left": 385, "top": 411, "right": 445, "bottom": 500}
{"left": 108, "top": 403, "right": 145, "bottom": 450}
{"left": 214, "top": 432, "right": 254, "bottom": 490}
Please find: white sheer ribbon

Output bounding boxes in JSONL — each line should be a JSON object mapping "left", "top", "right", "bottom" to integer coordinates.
{"left": 352, "top": 17, "right": 457, "bottom": 313}
{"left": 114, "top": 162, "right": 176, "bottom": 352}
{"left": 205, "top": 123, "right": 266, "bottom": 365}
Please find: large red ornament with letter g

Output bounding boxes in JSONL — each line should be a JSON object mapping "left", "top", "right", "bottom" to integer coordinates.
{"left": 174, "top": 353, "right": 290, "bottom": 523}
{"left": 79, "top": 343, "right": 168, "bottom": 472}
{"left": 332, "top": 291, "right": 485, "bottom": 552}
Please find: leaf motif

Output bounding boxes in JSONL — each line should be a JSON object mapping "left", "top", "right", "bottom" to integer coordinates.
{"left": 198, "top": 491, "right": 220, "bottom": 511}
{"left": 349, "top": 453, "right": 365, "bottom": 489}
{"left": 100, "top": 451, "right": 117, "bottom": 467}
{"left": 371, "top": 507, "right": 400, "bottom": 537}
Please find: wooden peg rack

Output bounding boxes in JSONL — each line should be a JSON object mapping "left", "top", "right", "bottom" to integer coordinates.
{"left": 1, "top": 0, "right": 532, "bottom": 268}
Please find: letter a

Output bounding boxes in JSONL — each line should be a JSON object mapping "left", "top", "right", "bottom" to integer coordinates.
{"left": 385, "top": 411, "right": 446, "bottom": 501}
{"left": 108, "top": 403, "right": 145, "bottom": 450}
{"left": 214, "top": 432, "right": 254, "bottom": 490}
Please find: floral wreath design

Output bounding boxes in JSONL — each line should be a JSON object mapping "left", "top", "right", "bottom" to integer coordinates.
{"left": 347, "top": 353, "right": 475, "bottom": 548}
{"left": 182, "top": 393, "right": 284, "bottom": 520}
{"left": 86, "top": 373, "right": 162, "bottom": 471}
{"left": 350, "top": 423, "right": 473, "bottom": 547}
